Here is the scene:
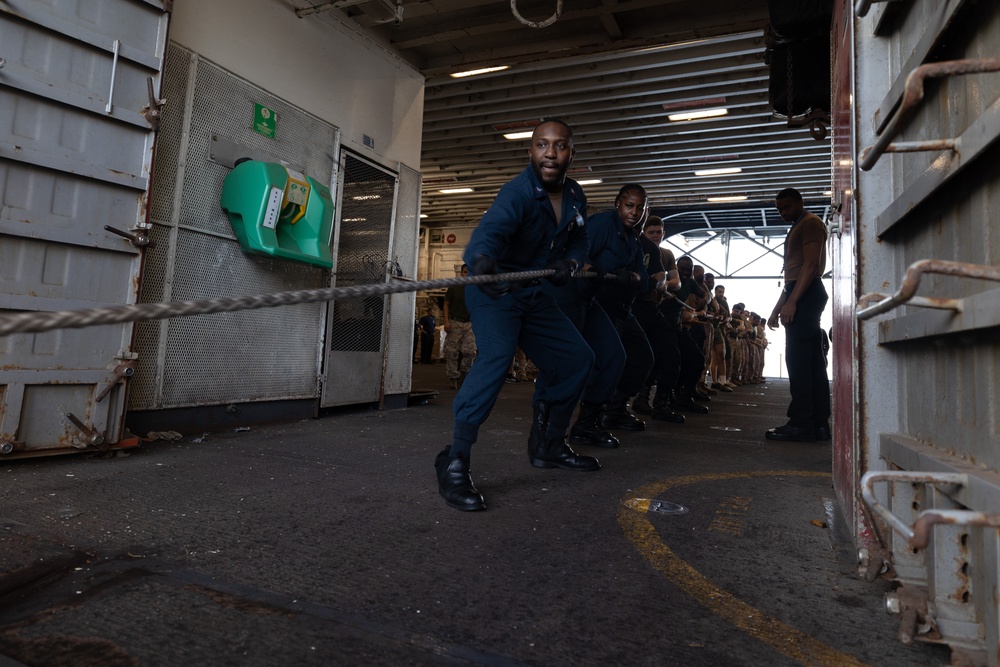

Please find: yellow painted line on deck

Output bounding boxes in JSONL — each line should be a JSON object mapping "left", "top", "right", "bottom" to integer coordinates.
{"left": 617, "top": 470, "right": 869, "bottom": 667}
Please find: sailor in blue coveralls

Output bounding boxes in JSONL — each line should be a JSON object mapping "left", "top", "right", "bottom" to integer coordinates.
{"left": 434, "top": 119, "right": 601, "bottom": 512}
{"left": 541, "top": 185, "right": 653, "bottom": 450}
{"left": 589, "top": 186, "right": 655, "bottom": 432}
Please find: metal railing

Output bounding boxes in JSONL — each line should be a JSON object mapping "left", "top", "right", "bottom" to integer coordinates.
{"left": 861, "top": 470, "right": 967, "bottom": 547}
{"left": 859, "top": 59, "right": 1000, "bottom": 171}
{"left": 856, "top": 259, "right": 1000, "bottom": 320}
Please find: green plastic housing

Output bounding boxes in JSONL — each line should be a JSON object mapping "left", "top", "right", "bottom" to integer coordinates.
{"left": 220, "top": 160, "right": 335, "bottom": 269}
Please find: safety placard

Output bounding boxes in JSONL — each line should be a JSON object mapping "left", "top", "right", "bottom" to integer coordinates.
{"left": 253, "top": 103, "right": 277, "bottom": 138}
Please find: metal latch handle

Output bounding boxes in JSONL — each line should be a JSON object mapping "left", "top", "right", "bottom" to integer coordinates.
{"left": 861, "top": 471, "right": 967, "bottom": 547}
{"left": 96, "top": 361, "right": 137, "bottom": 402}
{"left": 141, "top": 76, "right": 166, "bottom": 132}
{"left": 105, "top": 225, "right": 156, "bottom": 248}
{"left": 106, "top": 39, "right": 120, "bottom": 114}
{"left": 65, "top": 413, "right": 106, "bottom": 448}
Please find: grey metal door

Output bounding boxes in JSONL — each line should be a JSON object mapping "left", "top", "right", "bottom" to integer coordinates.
{"left": 322, "top": 152, "right": 399, "bottom": 407}
{"left": 0, "top": 0, "right": 169, "bottom": 456}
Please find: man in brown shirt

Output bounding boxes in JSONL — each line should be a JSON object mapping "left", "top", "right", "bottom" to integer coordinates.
{"left": 765, "top": 188, "right": 831, "bottom": 442}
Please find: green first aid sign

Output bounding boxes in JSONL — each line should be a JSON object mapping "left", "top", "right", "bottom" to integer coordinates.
{"left": 253, "top": 103, "right": 276, "bottom": 138}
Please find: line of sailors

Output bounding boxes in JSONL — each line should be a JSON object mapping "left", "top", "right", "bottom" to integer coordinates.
{"left": 434, "top": 118, "right": 766, "bottom": 512}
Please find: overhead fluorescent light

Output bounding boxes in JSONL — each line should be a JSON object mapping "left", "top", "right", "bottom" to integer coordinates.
{"left": 668, "top": 108, "right": 728, "bottom": 122}
{"left": 503, "top": 130, "right": 534, "bottom": 140}
{"left": 662, "top": 96, "right": 726, "bottom": 111}
{"left": 822, "top": 190, "right": 833, "bottom": 196}
{"left": 352, "top": 194, "right": 381, "bottom": 201}
{"left": 707, "top": 195, "right": 748, "bottom": 202}
{"left": 342, "top": 217, "right": 367, "bottom": 222}
{"left": 419, "top": 213, "right": 428, "bottom": 218}
{"left": 694, "top": 167, "right": 742, "bottom": 176}
{"left": 450, "top": 65, "right": 509, "bottom": 79}
{"left": 576, "top": 178, "right": 603, "bottom": 185}
{"left": 439, "top": 187, "right": 474, "bottom": 194}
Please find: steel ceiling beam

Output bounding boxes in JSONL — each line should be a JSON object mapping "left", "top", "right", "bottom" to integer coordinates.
{"left": 416, "top": 9, "right": 768, "bottom": 75}
{"left": 389, "top": 0, "right": 672, "bottom": 51}
{"left": 420, "top": 115, "right": 816, "bottom": 164}
{"left": 422, "top": 143, "right": 828, "bottom": 180}
{"left": 422, "top": 91, "right": 772, "bottom": 139}
{"left": 423, "top": 57, "right": 767, "bottom": 116}
{"left": 422, "top": 74, "right": 772, "bottom": 127}
{"left": 423, "top": 34, "right": 764, "bottom": 96}
{"left": 296, "top": 2, "right": 828, "bottom": 234}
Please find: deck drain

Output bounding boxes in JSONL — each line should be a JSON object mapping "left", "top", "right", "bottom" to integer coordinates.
{"left": 625, "top": 498, "right": 689, "bottom": 515}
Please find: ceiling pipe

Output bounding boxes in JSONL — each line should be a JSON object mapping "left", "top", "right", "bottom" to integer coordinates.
{"left": 511, "top": 0, "right": 562, "bottom": 28}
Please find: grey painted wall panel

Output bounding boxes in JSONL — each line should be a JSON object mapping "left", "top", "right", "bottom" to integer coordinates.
{"left": 0, "top": 0, "right": 166, "bottom": 454}
{"left": 855, "top": 0, "right": 1000, "bottom": 656}
{"left": 134, "top": 46, "right": 333, "bottom": 409}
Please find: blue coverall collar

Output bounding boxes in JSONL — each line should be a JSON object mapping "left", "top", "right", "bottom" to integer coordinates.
{"left": 525, "top": 165, "right": 572, "bottom": 200}
{"left": 524, "top": 166, "right": 583, "bottom": 228}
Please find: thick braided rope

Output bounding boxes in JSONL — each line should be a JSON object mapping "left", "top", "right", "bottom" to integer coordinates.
{"left": 0, "top": 269, "right": 606, "bottom": 336}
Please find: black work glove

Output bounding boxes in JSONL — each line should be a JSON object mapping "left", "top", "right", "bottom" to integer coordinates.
{"left": 545, "top": 258, "right": 575, "bottom": 287}
{"left": 472, "top": 255, "right": 510, "bottom": 298}
{"left": 609, "top": 268, "right": 640, "bottom": 288}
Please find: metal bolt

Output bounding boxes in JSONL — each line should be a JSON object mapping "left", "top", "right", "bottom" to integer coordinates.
{"left": 884, "top": 592, "right": 901, "bottom": 615}
{"left": 0, "top": 441, "right": 13, "bottom": 455}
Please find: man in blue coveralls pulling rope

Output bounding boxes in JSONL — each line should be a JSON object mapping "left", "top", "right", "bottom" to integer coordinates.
{"left": 434, "top": 118, "right": 601, "bottom": 512}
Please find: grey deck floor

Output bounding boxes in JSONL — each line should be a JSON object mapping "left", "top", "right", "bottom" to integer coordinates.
{"left": 0, "top": 365, "right": 949, "bottom": 666}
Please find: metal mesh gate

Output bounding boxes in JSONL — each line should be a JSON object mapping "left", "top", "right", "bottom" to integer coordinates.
{"left": 322, "top": 153, "right": 397, "bottom": 406}
{"left": 329, "top": 155, "right": 396, "bottom": 352}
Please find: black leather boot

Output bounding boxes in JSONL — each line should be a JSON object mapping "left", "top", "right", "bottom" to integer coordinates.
{"left": 434, "top": 448, "right": 485, "bottom": 511}
{"left": 529, "top": 402, "right": 601, "bottom": 470}
{"left": 630, "top": 385, "right": 653, "bottom": 415}
{"left": 599, "top": 390, "right": 646, "bottom": 431}
{"left": 528, "top": 401, "right": 549, "bottom": 458}
{"left": 815, "top": 422, "right": 832, "bottom": 441}
{"left": 530, "top": 435, "right": 602, "bottom": 471}
{"left": 569, "top": 402, "right": 620, "bottom": 448}
{"left": 651, "top": 389, "right": 685, "bottom": 424}
{"left": 670, "top": 390, "right": 709, "bottom": 414}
